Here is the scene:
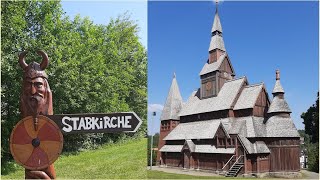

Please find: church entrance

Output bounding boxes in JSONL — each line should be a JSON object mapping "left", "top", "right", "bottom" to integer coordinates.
{"left": 183, "top": 150, "right": 191, "bottom": 169}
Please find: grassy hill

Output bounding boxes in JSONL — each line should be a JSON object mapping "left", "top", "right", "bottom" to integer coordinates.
{"left": 1, "top": 138, "right": 147, "bottom": 179}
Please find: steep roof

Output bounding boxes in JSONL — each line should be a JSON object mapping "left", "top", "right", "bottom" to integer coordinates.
{"left": 160, "top": 74, "right": 183, "bottom": 121}
{"left": 163, "top": 119, "right": 222, "bottom": 140}
{"left": 267, "top": 96, "right": 291, "bottom": 113}
{"left": 184, "top": 140, "right": 196, "bottom": 152}
{"left": 179, "top": 77, "right": 247, "bottom": 116}
{"left": 208, "top": 4, "right": 226, "bottom": 52}
{"left": 159, "top": 144, "right": 235, "bottom": 154}
{"left": 265, "top": 116, "right": 300, "bottom": 137}
{"left": 159, "top": 145, "right": 183, "bottom": 152}
{"left": 234, "top": 83, "right": 264, "bottom": 110}
{"left": 273, "top": 80, "right": 284, "bottom": 94}
{"left": 163, "top": 115, "right": 298, "bottom": 139}
{"left": 199, "top": 53, "right": 234, "bottom": 76}
{"left": 209, "top": 35, "right": 226, "bottom": 52}
{"left": 238, "top": 136, "right": 270, "bottom": 154}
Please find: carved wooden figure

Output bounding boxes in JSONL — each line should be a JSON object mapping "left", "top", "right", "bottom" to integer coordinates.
{"left": 10, "top": 51, "right": 63, "bottom": 179}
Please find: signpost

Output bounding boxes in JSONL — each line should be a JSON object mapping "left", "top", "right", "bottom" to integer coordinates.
{"left": 10, "top": 50, "right": 143, "bottom": 179}
{"left": 46, "top": 112, "right": 142, "bottom": 134}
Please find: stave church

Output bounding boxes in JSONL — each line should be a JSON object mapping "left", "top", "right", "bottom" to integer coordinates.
{"left": 156, "top": 3, "right": 300, "bottom": 177}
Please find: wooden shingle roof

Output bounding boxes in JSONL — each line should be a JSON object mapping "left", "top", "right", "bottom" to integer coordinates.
{"left": 160, "top": 74, "right": 183, "bottom": 121}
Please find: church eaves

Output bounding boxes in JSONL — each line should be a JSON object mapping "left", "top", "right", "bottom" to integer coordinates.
{"left": 160, "top": 73, "right": 183, "bottom": 121}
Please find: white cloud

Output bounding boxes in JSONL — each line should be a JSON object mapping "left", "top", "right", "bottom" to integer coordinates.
{"left": 148, "top": 104, "right": 164, "bottom": 113}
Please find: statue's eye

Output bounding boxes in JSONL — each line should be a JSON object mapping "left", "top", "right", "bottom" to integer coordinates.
{"left": 35, "top": 82, "right": 43, "bottom": 88}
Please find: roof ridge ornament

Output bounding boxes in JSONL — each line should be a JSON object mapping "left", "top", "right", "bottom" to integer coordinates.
{"left": 276, "top": 69, "right": 280, "bottom": 80}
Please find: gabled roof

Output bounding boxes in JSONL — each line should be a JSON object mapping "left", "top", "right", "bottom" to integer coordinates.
{"left": 238, "top": 136, "right": 270, "bottom": 154}
{"left": 208, "top": 35, "right": 226, "bottom": 52}
{"left": 159, "top": 144, "right": 235, "bottom": 154}
{"left": 179, "top": 77, "right": 247, "bottom": 116}
{"left": 159, "top": 145, "right": 183, "bottom": 152}
{"left": 272, "top": 80, "right": 285, "bottom": 94}
{"left": 160, "top": 74, "right": 183, "bottom": 121}
{"left": 163, "top": 119, "right": 223, "bottom": 140}
{"left": 267, "top": 96, "right": 291, "bottom": 113}
{"left": 234, "top": 83, "right": 264, "bottom": 110}
{"left": 199, "top": 53, "right": 235, "bottom": 76}
{"left": 183, "top": 140, "right": 195, "bottom": 152}
{"left": 199, "top": 53, "right": 226, "bottom": 75}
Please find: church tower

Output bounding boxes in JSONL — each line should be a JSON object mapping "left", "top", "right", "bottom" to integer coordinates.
{"left": 267, "top": 70, "right": 291, "bottom": 117}
{"left": 156, "top": 73, "right": 183, "bottom": 162}
{"left": 199, "top": 2, "right": 235, "bottom": 99}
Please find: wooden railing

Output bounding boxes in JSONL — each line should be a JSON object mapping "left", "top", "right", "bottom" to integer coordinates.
{"left": 226, "top": 155, "right": 244, "bottom": 172}
{"left": 222, "top": 155, "right": 236, "bottom": 171}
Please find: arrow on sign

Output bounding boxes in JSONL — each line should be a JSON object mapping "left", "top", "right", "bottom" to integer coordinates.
{"left": 45, "top": 112, "right": 142, "bottom": 134}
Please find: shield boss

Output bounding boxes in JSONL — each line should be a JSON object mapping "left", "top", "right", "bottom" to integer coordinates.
{"left": 10, "top": 115, "right": 63, "bottom": 170}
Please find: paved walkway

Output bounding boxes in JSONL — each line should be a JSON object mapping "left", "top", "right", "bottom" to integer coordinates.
{"left": 301, "top": 170, "right": 319, "bottom": 179}
{"left": 149, "top": 166, "right": 222, "bottom": 177}
{"left": 149, "top": 166, "right": 319, "bottom": 179}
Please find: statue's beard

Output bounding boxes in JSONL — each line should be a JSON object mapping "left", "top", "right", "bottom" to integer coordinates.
{"left": 26, "top": 94, "right": 46, "bottom": 115}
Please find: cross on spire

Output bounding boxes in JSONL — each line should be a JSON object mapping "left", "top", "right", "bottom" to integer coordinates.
{"left": 215, "top": 0, "right": 219, "bottom": 14}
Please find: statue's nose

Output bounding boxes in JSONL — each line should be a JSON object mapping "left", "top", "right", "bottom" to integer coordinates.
{"left": 31, "top": 84, "right": 36, "bottom": 95}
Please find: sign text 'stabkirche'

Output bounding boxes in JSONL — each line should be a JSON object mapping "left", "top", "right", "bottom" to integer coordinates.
{"left": 46, "top": 112, "right": 142, "bottom": 134}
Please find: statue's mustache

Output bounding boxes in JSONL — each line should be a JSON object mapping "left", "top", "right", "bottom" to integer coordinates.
{"left": 29, "top": 94, "right": 43, "bottom": 102}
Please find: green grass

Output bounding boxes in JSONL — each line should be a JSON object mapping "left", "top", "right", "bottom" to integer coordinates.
{"left": 1, "top": 138, "right": 147, "bottom": 179}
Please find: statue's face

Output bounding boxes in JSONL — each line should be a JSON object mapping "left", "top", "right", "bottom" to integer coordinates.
{"left": 23, "top": 77, "right": 47, "bottom": 115}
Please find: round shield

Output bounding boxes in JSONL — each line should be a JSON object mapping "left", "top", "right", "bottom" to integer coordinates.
{"left": 10, "top": 115, "right": 63, "bottom": 170}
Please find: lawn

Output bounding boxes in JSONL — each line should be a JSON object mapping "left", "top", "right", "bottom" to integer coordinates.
{"left": 1, "top": 138, "right": 147, "bottom": 179}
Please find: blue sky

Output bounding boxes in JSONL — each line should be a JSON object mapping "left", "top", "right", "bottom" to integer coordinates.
{"left": 61, "top": 1, "right": 147, "bottom": 48}
{"left": 148, "top": 1, "right": 319, "bottom": 135}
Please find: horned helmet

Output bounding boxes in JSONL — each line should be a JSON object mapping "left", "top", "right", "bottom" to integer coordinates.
{"left": 19, "top": 50, "right": 49, "bottom": 79}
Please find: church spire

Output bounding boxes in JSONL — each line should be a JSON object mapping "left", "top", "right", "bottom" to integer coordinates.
{"left": 160, "top": 73, "right": 183, "bottom": 121}
{"left": 268, "top": 70, "right": 291, "bottom": 115}
{"left": 208, "top": 1, "right": 226, "bottom": 63}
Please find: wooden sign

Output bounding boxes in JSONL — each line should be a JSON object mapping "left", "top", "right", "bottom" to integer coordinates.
{"left": 45, "top": 112, "right": 142, "bottom": 134}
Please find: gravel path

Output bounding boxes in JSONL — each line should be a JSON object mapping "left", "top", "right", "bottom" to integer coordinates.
{"left": 149, "top": 166, "right": 319, "bottom": 179}
{"left": 149, "top": 166, "right": 222, "bottom": 177}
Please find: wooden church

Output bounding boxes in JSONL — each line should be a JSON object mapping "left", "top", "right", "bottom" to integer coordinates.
{"left": 156, "top": 4, "right": 300, "bottom": 177}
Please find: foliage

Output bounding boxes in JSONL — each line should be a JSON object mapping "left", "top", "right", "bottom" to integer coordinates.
{"left": 301, "top": 92, "right": 319, "bottom": 143}
{"left": 1, "top": 138, "right": 147, "bottom": 179}
{"left": 301, "top": 92, "right": 319, "bottom": 173}
{"left": 307, "top": 143, "right": 319, "bottom": 173}
{"left": 1, "top": 0, "right": 147, "bottom": 163}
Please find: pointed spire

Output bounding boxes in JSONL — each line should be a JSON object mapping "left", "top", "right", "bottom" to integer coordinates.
{"left": 211, "top": 1, "right": 223, "bottom": 34}
{"left": 272, "top": 70, "right": 285, "bottom": 94}
{"left": 268, "top": 70, "right": 291, "bottom": 114}
{"left": 209, "top": 1, "right": 225, "bottom": 52}
{"left": 160, "top": 73, "right": 183, "bottom": 121}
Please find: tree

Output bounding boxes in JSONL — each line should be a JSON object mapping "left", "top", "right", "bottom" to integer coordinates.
{"left": 1, "top": 1, "right": 147, "bottom": 165}
{"left": 301, "top": 92, "right": 319, "bottom": 173}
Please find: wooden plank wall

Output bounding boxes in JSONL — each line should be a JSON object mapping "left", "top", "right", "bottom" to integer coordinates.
{"left": 157, "top": 120, "right": 180, "bottom": 161}
{"left": 164, "top": 152, "right": 183, "bottom": 167}
{"left": 253, "top": 89, "right": 269, "bottom": 117}
{"left": 265, "top": 138, "right": 300, "bottom": 172}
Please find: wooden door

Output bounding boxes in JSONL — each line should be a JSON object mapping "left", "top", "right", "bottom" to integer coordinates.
{"left": 183, "top": 150, "right": 190, "bottom": 169}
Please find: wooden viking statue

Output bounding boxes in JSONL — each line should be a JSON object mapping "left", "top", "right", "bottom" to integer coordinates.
{"left": 18, "top": 50, "right": 56, "bottom": 179}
